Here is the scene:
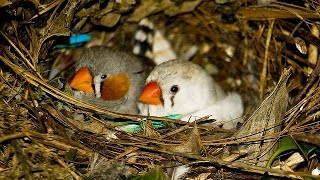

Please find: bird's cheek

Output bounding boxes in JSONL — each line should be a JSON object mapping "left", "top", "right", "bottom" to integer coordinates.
{"left": 100, "top": 74, "right": 131, "bottom": 101}
{"left": 69, "top": 67, "right": 94, "bottom": 93}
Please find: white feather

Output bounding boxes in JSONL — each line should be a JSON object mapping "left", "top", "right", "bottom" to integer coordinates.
{"left": 171, "top": 165, "right": 190, "bottom": 180}
{"left": 93, "top": 74, "right": 105, "bottom": 98}
{"left": 152, "top": 30, "right": 177, "bottom": 65}
{"left": 139, "top": 60, "right": 244, "bottom": 129}
{"left": 183, "top": 92, "right": 243, "bottom": 129}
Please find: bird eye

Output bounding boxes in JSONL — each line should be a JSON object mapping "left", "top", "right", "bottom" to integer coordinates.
{"left": 100, "top": 74, "right": 107, "bottom": 79}
{"left": 170, "top": 85, "right": 179, "bottom": 93}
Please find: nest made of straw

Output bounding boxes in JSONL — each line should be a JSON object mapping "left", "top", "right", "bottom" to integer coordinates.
{"left": 1, "top": 0, "right": 320, "bottom": 179}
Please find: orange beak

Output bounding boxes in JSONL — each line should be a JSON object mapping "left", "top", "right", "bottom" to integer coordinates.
{"left": 69, "top": 67, "right": 94, "bottom": 93}
{"left": 139, "top": 81, "right": 162, "bottom": 105}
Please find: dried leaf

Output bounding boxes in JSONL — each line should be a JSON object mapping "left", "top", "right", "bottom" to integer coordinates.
{"left": 235, "top": 68, "right": 290, "bottom": 166}
{"left": 49, "top": 49, "right": 81, "bottom": 80}
{"left": 71, "top": 118, "right": 118, "bottom": 140}
{"left": 164, "top": 0, "right": 202, "bottom": 16}
{"left": 306, "top": 24, "right": 319, "bottom": 75}
{"left": 30, "top": 0, "right": 77, "bottom": 63}
{"left": 99, "top": 12, "right": 121, "bottom": 27}
{"left": 237, "top": 7, "right": 320, "bottom": 20}
{"left": 162, "top": 124, "right": 202, "bottom": 155}
{"left": 42, "top": 104, "right": 117, "bottom": 139}
{"left": 294, "top": 37, "right": 307, "bottom": 54}
{"left": 143, "top": 120, "right": 161, "bottom": 138}
{"left": 114, "top": 0, "right": 136, "bottom": 13}
{"left": 272, "top": 152, "right": 304, "bottom": 170}
{"left": 127, "top": 0, "right": 161, "bottom": 22}
{"left": 0, "top": 0, "right": 12, "bottom": 7}
{"left": 194, "top": 173, "right": 211, "bottom": 180}
{"left": 76, "top": 3, "right": 100, "bottom": 17}
{"left": 89, "top": 158, "right": 133, "bottom": 179}
{"left": 293, "top": 133, "right": 320, "bottom": 147}
{"left": 128, "top": 0, "right": 202, "bottom": 22}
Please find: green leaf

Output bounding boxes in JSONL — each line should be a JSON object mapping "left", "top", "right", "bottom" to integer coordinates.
{"left": 296, "top": 141, "right": 317, "bottom": 159}
{"left": 266, "top": 136, "right": 298, "bottom": 168}
{"left": 266, "top": 136, "right": 318, "bottom": 168}
{"left": 303, "top": 178, "right": 314, "bottom": 180}
{"left": 131, "top": 167, "right": 164, "bottom": 180}
{"left": 260, "top": 172, "right": 271, "bottom": 180}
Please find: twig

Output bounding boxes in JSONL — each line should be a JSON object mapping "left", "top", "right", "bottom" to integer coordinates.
{"left": 0, "top": 132, "right": 26, "bottom": 143}
{"left": 55, "top": 157, "right": 81, "bottom": 180}
{"left": 26, "top": 130, "right": 93, "bottom": 157}
{"left": 1, "top": 32, "right": 38, "bottom": 76}
{"left": 237, "top": 6, "right": 320, "bottom": 20}
{"left": 293, "top": 59, "right": 320, "bottom": 104}
{"left": 134, "top": 144, "right": 318, "bottom": 179}
{"left": 259, "top": 20, "right": 274, "bottom": 99}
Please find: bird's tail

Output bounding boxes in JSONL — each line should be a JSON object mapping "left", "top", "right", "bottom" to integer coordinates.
{"left": 132, "top": 18, "right": 178, "bottom": 65}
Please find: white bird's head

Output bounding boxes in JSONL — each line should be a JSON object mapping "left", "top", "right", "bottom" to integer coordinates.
{"left": 139, "top": 60, "right": 225, "bottom": 117}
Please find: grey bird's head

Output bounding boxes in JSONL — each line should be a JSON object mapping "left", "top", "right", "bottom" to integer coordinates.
{"left": 69, "top": 46, "right": 147, "bottom": 114}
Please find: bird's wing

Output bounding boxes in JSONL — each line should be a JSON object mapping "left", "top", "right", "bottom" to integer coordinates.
{"left": 182, "top": 92, "right": 244, "bottom": 129}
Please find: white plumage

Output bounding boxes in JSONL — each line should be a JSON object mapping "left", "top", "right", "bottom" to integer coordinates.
{"left": 138, "top": 60, "right": 244, "bottom": 129}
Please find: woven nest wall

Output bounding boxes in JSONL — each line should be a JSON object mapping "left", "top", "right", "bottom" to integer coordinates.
{"left": 1, "top": 0, "right": 320, "bottom": 179}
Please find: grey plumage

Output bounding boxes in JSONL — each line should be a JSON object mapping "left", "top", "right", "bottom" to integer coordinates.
{"left": 71, "top": 46, "right": 147, "bottom": 114}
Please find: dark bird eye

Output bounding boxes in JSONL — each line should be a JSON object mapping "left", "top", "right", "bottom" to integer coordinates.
{"left": 101, "top": 75, "right": 107, "bottom": 79}
{"left": 170, "top": 85, "right": 179, "bottom": 93}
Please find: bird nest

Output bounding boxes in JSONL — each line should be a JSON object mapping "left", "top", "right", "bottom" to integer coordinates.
{"left": 1, "top": 0, "right": 320, "bottom": 179}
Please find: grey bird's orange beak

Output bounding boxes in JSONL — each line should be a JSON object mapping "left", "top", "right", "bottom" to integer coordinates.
{"left": 69, "top": 67, "right": 94, "bottom": 93}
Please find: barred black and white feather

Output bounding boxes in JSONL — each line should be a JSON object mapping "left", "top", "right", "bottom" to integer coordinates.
{"left": 133, "top": 19, "right": 155, "bottom": 60}
{"left": 133, "top": 18, "right": 178, "bottom": 65}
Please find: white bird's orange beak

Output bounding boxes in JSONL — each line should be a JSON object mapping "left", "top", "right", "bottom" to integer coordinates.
{"left": 139, "top": 81, "right": 162, "bottom": 105}
{"left": 69, "top": 67, "right": 94, "bottom": 94}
